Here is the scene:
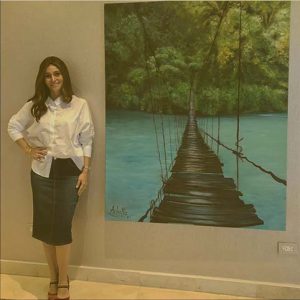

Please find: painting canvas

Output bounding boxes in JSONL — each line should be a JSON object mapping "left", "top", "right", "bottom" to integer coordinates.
{"left": 105, "top": 1, "right": 290, "bottom": 230}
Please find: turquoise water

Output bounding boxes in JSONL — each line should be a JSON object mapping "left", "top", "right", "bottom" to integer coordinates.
{"left": 106, "top": 110, "right": 287, "bottom": 231}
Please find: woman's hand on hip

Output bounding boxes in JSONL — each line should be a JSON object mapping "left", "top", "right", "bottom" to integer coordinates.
{"left": 76, "top": 171, "right": 88, "bottom": 196}
{"left": 29, "top": 147, "right": 48, "bottom": 161}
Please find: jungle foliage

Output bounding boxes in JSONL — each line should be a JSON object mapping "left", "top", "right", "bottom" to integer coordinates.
{"left": 105, "top": 1, "right": 290, "bottom": 116}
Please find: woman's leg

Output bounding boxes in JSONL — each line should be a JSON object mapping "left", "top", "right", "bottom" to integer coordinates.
{"left": 56, "top": 243, "right": 71, "bottom": 298}
{"left": 42, "top": 242, "right": 59, "bottom": 294}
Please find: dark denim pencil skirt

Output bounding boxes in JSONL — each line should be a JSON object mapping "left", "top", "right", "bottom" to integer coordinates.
{"left": 30, "top": 158, "right": 81, "bottom": 246}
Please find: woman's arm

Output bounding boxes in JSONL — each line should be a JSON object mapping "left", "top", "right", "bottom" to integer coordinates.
{"left": 8, "top": 101, "right": 33, "bottom": 142}
{"left": 15, "top": 137, "right": 48, "bottom": 161}
{"left": 76, "top": 100, "right": 94, "bottom": 196}
{"left": 76, "top": 156, "right": 91, "bottom": 196}
{"left": 15, "top": 137, "right": 33, "bottom": 154}
{"left": 82, "top": 156, "right": 91, "bottom": 172}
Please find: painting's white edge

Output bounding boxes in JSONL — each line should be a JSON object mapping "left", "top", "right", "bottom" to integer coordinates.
{"left": 1, "top": 259, "right": 300, "bottom": 299}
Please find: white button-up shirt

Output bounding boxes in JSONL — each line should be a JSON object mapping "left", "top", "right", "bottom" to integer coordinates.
{"left": 8, "top": 95, "right": 94, "bottom": 178}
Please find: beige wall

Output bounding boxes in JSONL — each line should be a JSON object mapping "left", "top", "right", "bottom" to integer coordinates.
{"left": 1, "top": 1, "right": 299, "bottom": 286}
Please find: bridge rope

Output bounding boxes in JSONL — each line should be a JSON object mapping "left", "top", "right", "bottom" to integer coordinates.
{"left": 135, "top": 8, "right": 171, "bottom": 182}
{"left": 201, "top": 130, "right": 287, "bottom": 186}
{"left": 135, "top": 4, "right": 188, "bottom": 179}
{"left": 217, "top": 115, "right": 221, "bottom": 155}
{"left": 235, "top": 1, "right": 243, "bottom": 190}
{"left": 137, "top": 14, "right": 165, "bottom": 182}
{"left": 199, "top": 1, "right": 287, "bottom": 187}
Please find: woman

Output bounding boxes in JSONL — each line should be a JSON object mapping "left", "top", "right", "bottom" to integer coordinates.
{"left": 8, "top": 56, "right": 94, "bottom": 300}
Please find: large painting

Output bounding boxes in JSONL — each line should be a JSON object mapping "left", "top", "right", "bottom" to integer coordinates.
{"left": 105, "top": 1, "right": 290, "bottom": 230}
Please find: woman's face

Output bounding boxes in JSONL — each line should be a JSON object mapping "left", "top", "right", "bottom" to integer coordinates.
{"left": 44, "top": 64, "right": 64, "bottom": 98}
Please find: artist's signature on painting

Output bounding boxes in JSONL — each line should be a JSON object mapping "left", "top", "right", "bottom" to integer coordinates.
{"left": 109, "top": 205, "right": 130, "bottom": 219}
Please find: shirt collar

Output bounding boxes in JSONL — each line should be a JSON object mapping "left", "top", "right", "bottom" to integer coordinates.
{"left": 46, "top": 96, "right": 63, "bottom": 107}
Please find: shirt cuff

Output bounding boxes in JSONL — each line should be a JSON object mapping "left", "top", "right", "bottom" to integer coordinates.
{"left": 9, "top": 132, "right": 24, "bottom": 142}
{"left": 82, "top": 144, "right": 92, "bottom": 157}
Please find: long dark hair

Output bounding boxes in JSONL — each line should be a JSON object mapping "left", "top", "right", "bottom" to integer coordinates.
{"left": 28, "top": 56, "right": 74, "bottom": 121}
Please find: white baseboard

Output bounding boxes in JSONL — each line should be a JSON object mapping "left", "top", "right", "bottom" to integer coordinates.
{"left": 1, "top": 259, "right": 300, "bottom": 299}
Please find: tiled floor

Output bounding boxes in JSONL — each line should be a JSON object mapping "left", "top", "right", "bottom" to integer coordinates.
{"left": 1, "top": 274, "right": 256, "bottom": 299}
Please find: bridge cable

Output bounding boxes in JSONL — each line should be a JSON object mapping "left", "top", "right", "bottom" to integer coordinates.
{"left": 201, "top": 131, "right": 287, "bottom": 186}
{"left": 236, "top": 1, "right": 243, "bottom": 190}
{"left": 135, "top": 9, "right": 166, "bottom": 183}
{"left": 135, "top": 5, "right": 185, "bottom": 178}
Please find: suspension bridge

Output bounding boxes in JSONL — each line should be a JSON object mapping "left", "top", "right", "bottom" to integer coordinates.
{"left": 134, "top": 2, "right": 286, "bottom": 227}
{"left": 150, "top": 112, "right": 264, "bottom": 227}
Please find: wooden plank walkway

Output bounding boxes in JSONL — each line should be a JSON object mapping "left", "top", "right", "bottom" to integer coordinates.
{"left": 150, "top": 115, "right": 264, "bottom": 227}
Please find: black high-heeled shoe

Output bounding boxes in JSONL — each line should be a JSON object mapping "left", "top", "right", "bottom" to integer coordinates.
{"left": 55, "top": 275, "right": 70, "bottom": 300}
{"left": 48, "top": 280, "right": 58, "bottom": 300}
